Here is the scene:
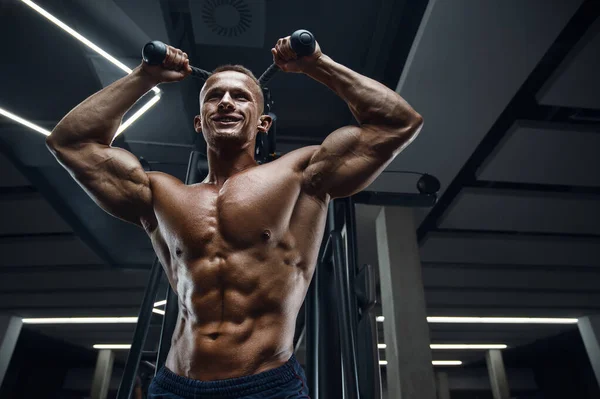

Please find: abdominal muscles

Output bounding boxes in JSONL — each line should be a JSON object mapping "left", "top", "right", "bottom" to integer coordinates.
{"left": 165, "top": 247, "right": 307, "bottom": 381}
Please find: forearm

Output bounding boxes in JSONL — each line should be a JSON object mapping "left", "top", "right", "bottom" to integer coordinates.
{"left": 47, "top": 66, "right": 156, "bottom": 148}
{"left": 304, "top": 55, "right": 421, "bottom": 129}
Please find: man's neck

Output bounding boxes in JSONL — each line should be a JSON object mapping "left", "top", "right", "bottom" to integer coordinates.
{"left": 205, "top": 145, "right": 257, "bottom": 186}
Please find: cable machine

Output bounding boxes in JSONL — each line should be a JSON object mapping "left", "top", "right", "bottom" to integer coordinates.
{"left": 116, "top": 29, "right": 439, "bottom": 399}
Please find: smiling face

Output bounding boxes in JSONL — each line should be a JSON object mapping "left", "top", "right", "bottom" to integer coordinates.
{"left": 195, "top": 70, "right": 268, "bottom": 151}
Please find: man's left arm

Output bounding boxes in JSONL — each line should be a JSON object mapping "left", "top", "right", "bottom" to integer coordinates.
{"left": 273, "top": 37, "right": 423, "bottom": 200}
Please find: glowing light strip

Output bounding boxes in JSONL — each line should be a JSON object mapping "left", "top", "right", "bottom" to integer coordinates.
{"left": 115, "top": 93, "right": 161, "bottom": 137}
{"left": 432, "top": 361, "right": 463, "bottom": 366}
{"left": 0, "top": 106, "right": 51, "bottom": 136}
{"left": 376, "top": 316, "right": 578, "bottom": 324}
{"left": 427, "top": 317, "right": 578, "bottom": 324}
{"left": 22, "top": 317, "right": 138, "bottom": 324}
{"left": 379, "top": 360, "right": 463, "bottom": 366}
{"left": 154, "top": 300, "right": 167, "bottom": 307}
{"left": 152, "top": 308, "right": 165, "bottom": 315}
{"left": 11, "top": 1, "right": 162, "bottom": 138}
{"left": 430, "top": 344, "right": 507, "bottom": 350}
{"left": 378, "top": 343, "right": 507, "bottom": 350}
{"left": 93, "top": 344, "right": 131, "bottom": 350}
{"left": 20, "top": 0, "right": 160, "bottom": 95}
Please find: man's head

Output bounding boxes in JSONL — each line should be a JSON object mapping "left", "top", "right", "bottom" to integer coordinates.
{"left": 194, "top": 65, "right": 271, "bottom": 151}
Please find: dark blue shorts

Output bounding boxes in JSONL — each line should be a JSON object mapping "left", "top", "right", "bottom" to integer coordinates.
{"left": 148, "top": 354, "right": 310, "bottom": 399}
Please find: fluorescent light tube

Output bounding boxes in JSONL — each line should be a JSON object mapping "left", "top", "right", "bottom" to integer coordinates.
{"left": 154, "top": 300, "right": 167, "bottom": 307}
{"left": 380, "top": 360, "right": 463, "bottom": 366}
{"left": 115, "top": 93, "right": 161, "bottom": 137}
{"left": 376, "top": 316, "right": 578, "bottom": 324}
{"left": 12, "top": 0, "right": 161, "bottom": 138}
{"left": 432, "top": 360, "right": 462, "bottom": 366}
{"left": 22, "top": 317, "right": 138, "bottom": 324}
{"left": 426, "top": 317, "right": 578, "bottom": 324}
{"left": 0, "top": 107, "right": 51, "bottom": 136}
{"left": 19, "top": 0, "right": 160, "bottom": 94}
{"left": 377, "top": 343, "right": 507, "bottom": 350}
{"left": 93, "top": 344, "right": 131, "bottom": 350}
{"left": 430, "top": 344, "right": 507, "bottom": 350}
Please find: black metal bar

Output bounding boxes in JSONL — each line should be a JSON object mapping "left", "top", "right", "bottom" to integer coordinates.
{"left": 319, "top": 234, "right": 332, "bottom": 265}
{"left": 305, "top": 269, "right": 319, "bottom": 399}
{"left": 317, "top": 202, "right": 343, "bottom": 398}
{"left": 258, "top": 64, "right": 280, "bottom": 86}
{"left": 142, "top": 351, "right": 158, "bottom": 362}
{"left": 156, "top": 150, "right": 206, "bottom": 371}
{"left": 116, "top": 257, "right": 162, "bottom": 399}
{"left": 355, "top": 264, "right": 382, "bottom": 399}
{"left": 156, "top": 287, "right": 179, "bottom": 372}
{"left": 331, "top": 231, "right": 360, "bottom": 399}
{"left": 352, "top": 191, "right": 437, "bottom": 207}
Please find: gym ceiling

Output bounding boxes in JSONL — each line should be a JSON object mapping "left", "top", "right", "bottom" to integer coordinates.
{"left": 0, "top": 0, "right": 599, "bottom": 369}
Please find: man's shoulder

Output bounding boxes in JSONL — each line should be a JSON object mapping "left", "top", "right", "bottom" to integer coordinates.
{"left": 147, "top": 171, "right": 185, "bottom": 189}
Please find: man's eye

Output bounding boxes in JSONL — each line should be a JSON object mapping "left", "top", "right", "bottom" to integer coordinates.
{"left": 236, "top": 95, "right": 248, "bottom": 100}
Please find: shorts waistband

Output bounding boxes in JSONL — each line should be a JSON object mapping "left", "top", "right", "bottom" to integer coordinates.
{"left": 154, "top": 355, "right": 299, "bottom": 398}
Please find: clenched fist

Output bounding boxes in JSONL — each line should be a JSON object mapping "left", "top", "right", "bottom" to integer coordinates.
{"left": 271, "top": 36, "right": 323, "bottom": 74}
{"left": 141, "top": 45, "right": 192, "bottom": 84}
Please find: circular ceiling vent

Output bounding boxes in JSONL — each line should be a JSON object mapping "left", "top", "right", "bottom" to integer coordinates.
{"left": 201, "top": 0, "right": 252, "bottom": 37}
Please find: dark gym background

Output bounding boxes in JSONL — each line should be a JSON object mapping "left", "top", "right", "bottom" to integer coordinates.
{"left": 0, "top": 0, "right": 599, "bottom": 398}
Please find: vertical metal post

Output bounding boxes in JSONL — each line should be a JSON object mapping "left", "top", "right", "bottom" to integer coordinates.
{"left": 0, "top": 315, "right": 22, "bottom": 388}
{"left": 436, "top": 372, "right": 451, "bottom": 399}
{"left": 316, "top": 202, "right": 343, "bottom": 398}
{"left": 155, "top": 150, "right": 206, "bottom": 372}
{"left": 305, "top": 270, "right": 319, "bottom": 399}
{"left": 486, "top": 349, "right": 510, "bottom": 399}
{"left": 116, "top": 258, "right": 163, "bottom": 399}
{"left": 332, "top": 231, "right": 360, "bottom": 399}
{"left": 376, "top": 207, "right": 436, "bottom": 399}
{"left": 578, "top": 315, "right": 600, "bottom": 387}
{"left": 91, "top": 349, "right": 114, "bottom": 399}
{"left": 156, "top": 287, "right": 179, "bottom": 372}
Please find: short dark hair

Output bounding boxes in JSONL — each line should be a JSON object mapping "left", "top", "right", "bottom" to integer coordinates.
{"left": 209, "top": 65, "right": 264, "bottom": 113}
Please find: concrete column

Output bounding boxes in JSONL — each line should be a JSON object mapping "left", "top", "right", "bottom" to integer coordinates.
{"left": 376, "top": 207, "right": 436, "bottom": 399}
{"left": 486, "top": 349, "right": 510, "bottom": 399}
{"left": 578, "top": 315, "right": 600, "bottom": 387}
{"left": 0, "top": 315, "right": 22, "bottom": 388}
{"left": 436, "top": 372, "right": 451, "bottom": 399}
{"left": 90, "top": 349, "right": 114, "bottom": 399}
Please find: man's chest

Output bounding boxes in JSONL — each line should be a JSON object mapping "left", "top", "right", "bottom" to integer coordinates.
{"left": 151, "top": 169, "right": 307, "bottom": 253}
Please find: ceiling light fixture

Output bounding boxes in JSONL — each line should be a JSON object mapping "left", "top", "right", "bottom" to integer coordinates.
{"left": 19, "top": 0, "right": 159, "bottom": 95}
{"left": 154, "top": 300, "right": 167, "bottom": 307}
{"left": 13, "top": 0, "right": 161, "bottom": 138}
{"left": 93, "top": 344, "right": 132, "bottom": 350}
{"left": 22, "top": 317, "right": 138, "bottom": 324}
{"left": 427, "top": 317, "right": 578, "bottom": 324}
{"left": 152, "top": 308, "right": 165, "bottom": 315}
{"left": 376, "top": 316, "right": 578, "bottom": 324}
{"left": 432, "top": 360, "right": 463, "bottom": 366}
{"left": 0, "top": 107, "right": 51, "bottom": 136}
{"left": 430, "top": 344, "right": 508, "bottom": 350}
{"left": 377, "top": 343, "right": 507, "bottom": 350}
{"left": 379, "top": 360, "right": 463, "bottom": 366}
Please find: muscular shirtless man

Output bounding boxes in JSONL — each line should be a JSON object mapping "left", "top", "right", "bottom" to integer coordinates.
{"left": 46, "top": 36, "right": 422, "bottom": 398}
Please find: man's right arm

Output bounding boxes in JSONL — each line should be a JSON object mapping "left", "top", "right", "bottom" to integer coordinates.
{"left": 46, "top": 46, "right": 191, "bottom": 228}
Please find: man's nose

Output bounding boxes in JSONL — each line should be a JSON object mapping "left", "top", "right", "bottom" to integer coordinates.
{"left": 218, "top": 93, "right": 235, "bottom": 110}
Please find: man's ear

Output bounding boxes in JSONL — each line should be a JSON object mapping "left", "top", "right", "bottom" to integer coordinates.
{"left": 257, "top": 114, "right": 273, "bottom": 134}
{"left": 194, "top": 115, "right": 202, "bottom": 133}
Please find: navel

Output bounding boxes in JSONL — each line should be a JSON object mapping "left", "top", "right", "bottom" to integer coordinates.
{"left": 262, "top": 229, "right": 272, "bottom": 241}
